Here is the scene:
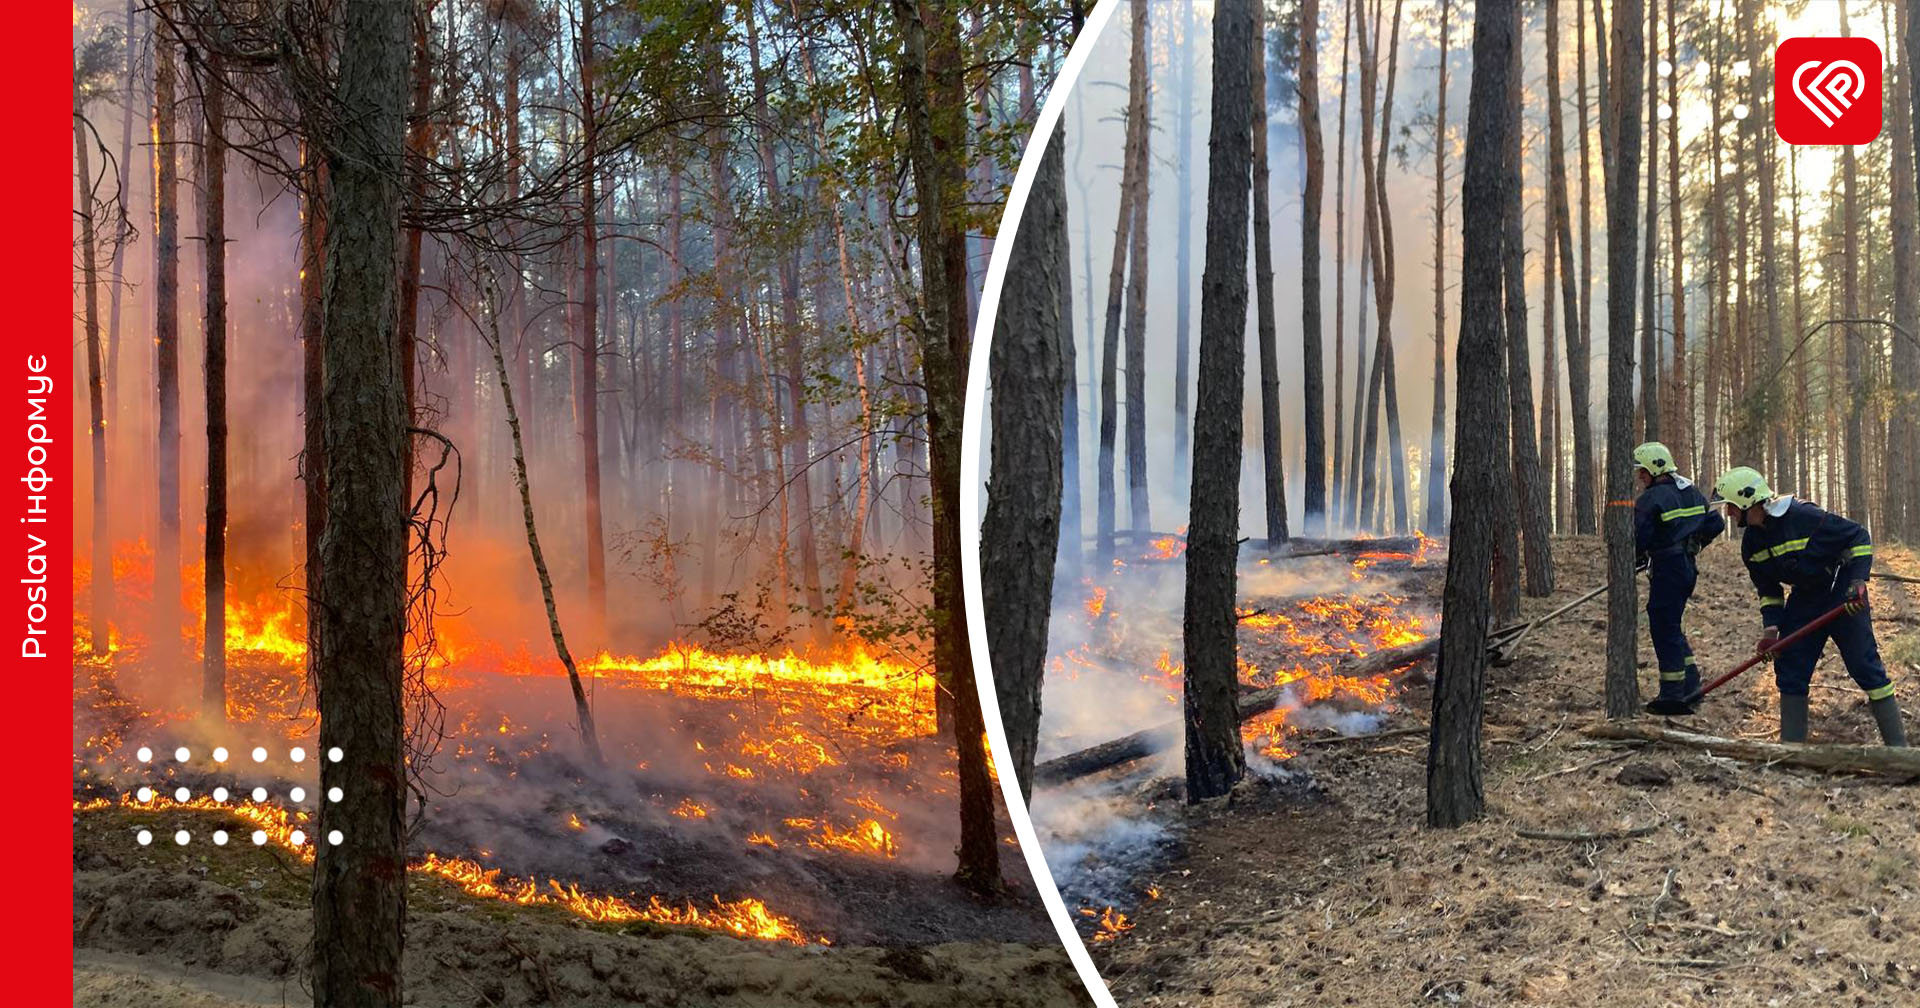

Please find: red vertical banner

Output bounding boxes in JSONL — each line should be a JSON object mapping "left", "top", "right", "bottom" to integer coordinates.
{"left": 11, "top": 1, "right": 74, "bottom": 1002}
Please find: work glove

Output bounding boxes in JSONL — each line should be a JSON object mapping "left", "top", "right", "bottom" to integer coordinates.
{"left": 1846, "top": 580, "right": 1871, "bottom": 615}
{"left": 1756, "top": 627, "right": 1780, "bottom": 659}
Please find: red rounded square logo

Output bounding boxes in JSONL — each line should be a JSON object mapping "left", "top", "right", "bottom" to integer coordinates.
{"left": 1775, "top": 37, "right": 1882, "bottom": 145}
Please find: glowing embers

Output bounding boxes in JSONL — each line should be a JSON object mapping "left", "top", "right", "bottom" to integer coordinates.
{"left": 413, "top": 853, "right": 814, "bottom": 944}
{"left": 784, "top": 816, "right": 899, "bottom": 859}
{"left": 89, "top": 793, "right": 814, "bottom": 944}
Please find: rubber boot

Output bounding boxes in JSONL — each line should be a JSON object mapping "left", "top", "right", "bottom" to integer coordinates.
{"left": 1780, "top": 693, "right": 1810, "bottom": 744}
{"left": 1870, "top": 695, "right": 1909, "bottom": 748}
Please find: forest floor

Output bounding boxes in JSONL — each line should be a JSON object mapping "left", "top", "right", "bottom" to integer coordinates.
{"left": 1092, "top": 536, "right": 1920, "bottom": 1007}
{"left": 71, "top": 800, "right": 1091, "bottom": 1008}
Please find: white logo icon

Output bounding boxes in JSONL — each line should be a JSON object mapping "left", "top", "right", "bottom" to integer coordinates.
{"left": 1792, "top": 58, "right": 1867, "bottom": 128}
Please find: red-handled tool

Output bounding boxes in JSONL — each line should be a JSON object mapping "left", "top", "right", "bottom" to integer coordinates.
{"left": 1647, "top": 600, "right": 1856, "bottom": 715}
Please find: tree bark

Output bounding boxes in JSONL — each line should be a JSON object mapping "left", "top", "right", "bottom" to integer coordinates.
{"left": 1124, "top": 0, "right": 1153, "bottom": 535}
{"left": 153, "top": 22, "right": 183, "bottom": 664}
{"left": 1174, "top": 0, "right": 1196, "bottom": 488}
{"left": 577, "top": 0, "right": 608, "bottom": 643}
{"left": 1428, "top": 0, "right": 1514, "bottom": 830}
{"left": 1301, "top": 0, "right": 1328, "bottom": 534}
{"left": 301, "top": 144, "right": 327, "bottom": 678}
{"left": 1570, "top": 0, "right": 1598, "bottom": 533}
{"left": 1638, "top": 0, "right": 1660, "bottom": 440}
{"left": 1665, "top": 0, "right": 1690, "bottom": 472}
{"left": 892, "top": 0, "right": 1000, "bottom": 894}
{"left": 1424, "top": 0, "right": 1451, "bottom": 538}
{"left": 1332, "top": 0, "right": 1353, "bottom": 522}
{"left": 1602, "top": 0, "right": 1646, "bottom": 719}
{"left": 1253, "top": 0, "right": 1289, "bottom": 544}
{"left": 983, "top": 121, "right": 1067, "bottom": 802}
{"left": 201, "top": 51, "right": 228, "bottom": 719}
{"left": 1501, "top": 21, "right": 1552, "bottom": 597}
{"left": 1184, "top": 0, "right": 1255, "bottom": 802}
{"left": 1098, "top": 0, "right": 1148, "bottom": 562}
{"left": 75, "top": 71, "right": 111, "bottom": 657}
{"left": 311, "top": 0, "right": 411, "bottom": 1000}
{"left": 1897, "top": 0, "right": 1920, "bottom": 538}
{"left": 1841, "top": 2, "right": 1865, "bottom": 522}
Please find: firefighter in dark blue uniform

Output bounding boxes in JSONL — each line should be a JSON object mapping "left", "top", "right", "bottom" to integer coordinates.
{"left": 1632, "top": 443, "right": 1721, "bottom": 714}
{"left": 1712, "top": 466, "right": 1908, "bottom": 746}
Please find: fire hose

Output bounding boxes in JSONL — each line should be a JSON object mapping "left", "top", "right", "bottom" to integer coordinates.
{"left": 1645, "top": 599, "right": 1857, "bottom": 715}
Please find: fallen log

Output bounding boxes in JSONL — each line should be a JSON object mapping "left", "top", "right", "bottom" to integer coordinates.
{"left": 1582, "top": 722, "right": 1920, "bottom": 777}
{"left": 1032, "top": 638, "right": 1441, "bottom": 788}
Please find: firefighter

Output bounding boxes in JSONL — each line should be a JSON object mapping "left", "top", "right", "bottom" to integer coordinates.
{"left": 1712, "top": 466, "right": 1908, "bottom": 746}
{"left": 1633, "top": 443, "right": 1721, "bottom": 715}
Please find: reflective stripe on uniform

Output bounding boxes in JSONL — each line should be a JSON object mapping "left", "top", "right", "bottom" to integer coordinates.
{"left": 1660, "top": 670, "right": 1687, "bottom": 681}
{"left": 1661, "top": 505, "right": 1706, "bottom": 522}
{"left": 1751, "top": 537, "right": 1811, "bottom": 563}
{"left": 1851, "top": 544, "right": 1874, "bottom": 557}
{"left": 1866, "top": 683, "right": 1897, "bottom": 701}
{"left": 1758, "top": 595, "right": 1784, "bottom": 607}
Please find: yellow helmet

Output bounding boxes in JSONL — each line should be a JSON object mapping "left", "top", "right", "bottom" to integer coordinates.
{"left": 1711, "top": 466, "right": 1774, "bottom": 507}
{"left": 1632, "top": 442, "right": 1677, "bottom": 477}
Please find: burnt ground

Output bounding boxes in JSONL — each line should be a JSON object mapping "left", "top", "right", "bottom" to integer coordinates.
{"left": 1089, "top": 536, "right": 1920, "bottom": 1006}
{"left": 71, "top": 801, "right": 1093, "bottom": 1008}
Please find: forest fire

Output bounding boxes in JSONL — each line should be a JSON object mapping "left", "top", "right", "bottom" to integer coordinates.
{"left": 72, "top": 552, "right": 956, "bottom": 946}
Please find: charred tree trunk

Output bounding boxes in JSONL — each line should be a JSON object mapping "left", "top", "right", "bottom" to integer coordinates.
{"left": 1184, "top": 0, "right": 1255, "bottom": 803}
{"left": 1301, "top": 0, "right": 1328, "bottom": 534}
{"left": 310, "top": 0, "right": 411, "bottom": 1001}
{"left": 1428, "top": 0, "right": 1515, "bottom": 829}
{"left": 1601, "top": 0, "right": 1645, "bottom": 719}
{"left": 983, "top": 122, "right": 1067, "bottom": 802}
{"left": 1253, "top": 0, "right": 1289, "bottom": 543}
{"left": 75, "top": 73, "right": 111, "bottom": 657}
{"left": 201, "top": 52, "right": 228, "bottom": 719}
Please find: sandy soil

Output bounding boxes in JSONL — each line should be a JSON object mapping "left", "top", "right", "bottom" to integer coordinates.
{"left": 71, "top": 807, "right": 1092, "bottom": 1008}
{"left": 1092, "top": 536, "right": 1920, "bottom": 1007}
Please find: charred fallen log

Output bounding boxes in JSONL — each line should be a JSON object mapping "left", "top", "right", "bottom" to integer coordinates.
{"left": 1583, "top": 723, "right": 1920, "bottom": 777}
{"left": 1031, "top": 637, "right": 1441, "bottom": 788}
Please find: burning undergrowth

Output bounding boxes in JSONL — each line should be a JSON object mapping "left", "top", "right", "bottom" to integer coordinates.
{"left": 73, "top": 544, "right": 1054, "bottom": 950}
{"left": 1036, "top": 537, "right": 1442, "bottom": 944}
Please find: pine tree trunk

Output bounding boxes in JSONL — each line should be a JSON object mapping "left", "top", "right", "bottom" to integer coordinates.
{"left": 578, "top": 0, "right": 608, "bottom": 643}
{"left": 75, "top": 75, "right": 111, "bottom": 657}
{"left": 1332, "top": 0, "right": 1353, "bottom": 521}
{"left": 1124, "top": 0, "right": 1153, "bottom": 534}
{"left": 1750, "top": 0, "right": 1785, "bottom": 500}
{"left": 1098, "top": 0, "right": 1147, "bottom": 561}
{"left": 1252, "top": 0, "right": 1289, "bottom": 544}
{"left": 1300, "top": 0, "right": 1328, "bottom": 535}
{"left": 892, "top": 0, "right": 999, "bottom": 893}
{"left": 300, "top": 145, "right": 327, "bottom": 676}
{"left": 1638, "top": 0, "right": 1660, "bottom": 440}
{"left": 1601, "top": 0, "right": 1645, "bottom": 720}
{"left": 152, "top": 24, "right": 183, "bottom": 663}
{"left": 1501, "top": 25, "right": 1553, "bottom": 597}
{"left": 1428, "top": 0, "right": 1514, "bottom": 829}
{"left": 1185, "top": 0, "right": 1255, "bottom": 803}
{"left": 1897, "top": 0, "right": 1920, "bottom": 539}
{"left": 1841, "top": 3, "right": 1866, "bottom": 522}
{"left": 1570, "top": 0, "right": 1598, "bottom": 533}
{"left": 105, "top": 0, "right": 137, "bottom": 458}
{"left": 310, "top": 1, "right": 411, "bottom": 1000}
{"left": 1424, "top": 0, "right": 1450, "bottom": 538}
{"left": 1174, "top": 1, "right": 1195, "bottom": 489}
{"left": 201, "top": 53, "right": 228, "bottom": 719}
{"left": 1664, "top": 0, "right": 1689, "bottom": 472}
{"left": 983, "top": 121, "right": 1067, "bottom": 802}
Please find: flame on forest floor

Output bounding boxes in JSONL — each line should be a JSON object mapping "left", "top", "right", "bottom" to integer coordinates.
{"left": 1081, "top": 905, "right": 1135, "bottom": 942}
{"left": 80, "top": 794, "right": 816, "bottom": 943}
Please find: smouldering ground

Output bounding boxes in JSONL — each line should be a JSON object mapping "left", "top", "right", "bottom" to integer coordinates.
{"left": 71, "top": 801, "right": 1091, "bottom": 1008}
{"left": 1088, "top": 537, "right": 1920, "bottom": 1006}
